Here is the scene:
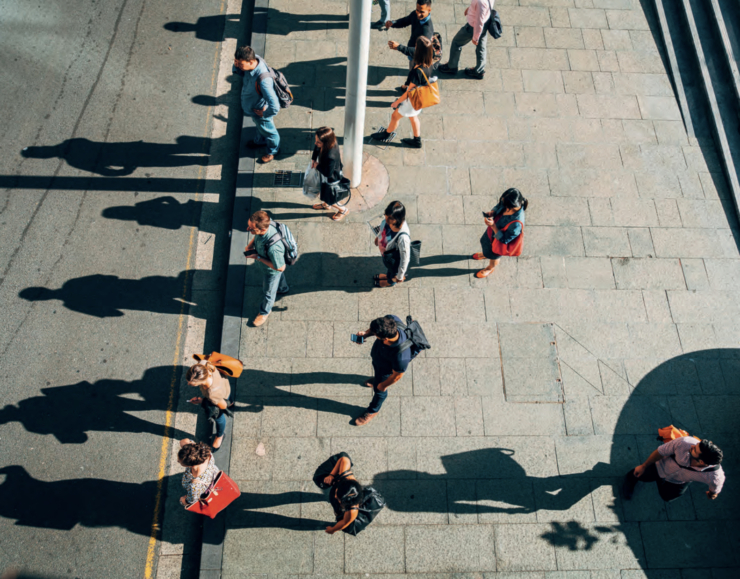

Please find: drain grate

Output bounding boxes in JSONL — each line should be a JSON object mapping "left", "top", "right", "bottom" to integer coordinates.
{"left": 273, "top": 170, "right": 304, "bottom": 188}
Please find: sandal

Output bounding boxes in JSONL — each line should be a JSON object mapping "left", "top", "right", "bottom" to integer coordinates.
{"left": 312, "top": 203, "right": 328, "bottom": 210}
{"left": 476, "top": 269, "right": 494, "bottom": 279}
{"left": 472, "top": 253, "right": 486, "bottom": 260}
{"left": 372, "top": 274, "right": 387, "bottom": 282}
{"left": 332, "top": 208, "right": 349, "bottom": 221}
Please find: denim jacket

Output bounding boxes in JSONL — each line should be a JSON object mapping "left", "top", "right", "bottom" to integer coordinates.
{"left": 491, "top": 204, "right": 524, "bottom": 245}
{"left": 234, "top": 57, "right": 280, "bottom": 119}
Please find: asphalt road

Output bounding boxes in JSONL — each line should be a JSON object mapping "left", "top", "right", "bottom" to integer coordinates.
{"left": 0, "top": 0, "right": 239, "bottom": 576}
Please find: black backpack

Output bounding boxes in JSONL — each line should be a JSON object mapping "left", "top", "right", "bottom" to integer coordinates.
{"left": 344, "top": 487, "right": 386, "bottom": 536}
{"left": 486, "top": 3, "right": 503, "bottom": 39}
{"left": 396, "top": 315, "right": 431, "bottom": 356}
{"left": 263, "top": 220, "right": 298, "bottom": 265}
{"left": 256, "top": 58, "right": 294, "bottom": 109}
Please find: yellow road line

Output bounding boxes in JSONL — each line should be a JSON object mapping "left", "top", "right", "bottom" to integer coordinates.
{"left": 143, "top": 0, "right": 226, "bottom": 576}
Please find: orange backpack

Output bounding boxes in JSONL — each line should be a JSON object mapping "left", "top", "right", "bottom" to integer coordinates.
{"left": 192, "top": 352, "right": 244, "bottom": 378}
{"left": 658, "top": 425, "right": 693, "bottom": 443}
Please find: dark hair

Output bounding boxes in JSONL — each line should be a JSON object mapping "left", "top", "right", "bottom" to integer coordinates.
{"left": 249, "top": 210, "right": 271, "bottom": 229}
{"left": 499, "top": 188, "right": 528, "bottom": 211}
{"left": 370, "top": 315, "right": 398, "bottom": 340}
{"left": 384, "top": 200, "right": 406, "bottom": 227}
{"left": 315, "top": 126, "right": 337, "bottom": 159}
{"left": 178, "top": 442, "right": 212, "bottom": 466}
{"left": 335, "top": 478, "right": 363, "bottom": 510}
{"left": 699, "top": 440, "right": 723, "bottom": 465}
{"left": 412, "top": 36, "right": 434, "bottom": 69}
{"left": 417, "top": 0, "right": 432, "bottom": 7}
{"left": 234, "top": 46, "right": 256, "bottom": 62}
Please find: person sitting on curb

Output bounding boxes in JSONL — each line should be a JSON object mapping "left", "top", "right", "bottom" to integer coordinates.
{"left": 623, "top": 436, "right": 725, "bottom": 503}
{"left": 352, "top": 315, "right": 418, "bottom": 426}
{"left": 244, "top": 210, "right": 289, "bottom": 327}
{"left": 233, "top": 46, "right": 280, "bottom": 164}
{"left": 438, "top": 0, "right": 493, "bottom": 80}
{"left": 310, "top": 126, "right": 349, "bottom": 221}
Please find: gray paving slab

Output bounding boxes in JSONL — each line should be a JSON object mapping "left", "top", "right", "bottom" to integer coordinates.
{"left": 495, "top": 523, "right": 558, "bottom": 572}
{"left": 405, "top": 525, "right": 496, "bottom": 573}
{"left": 344, "top": 527, "right": 405, "bottom": 573}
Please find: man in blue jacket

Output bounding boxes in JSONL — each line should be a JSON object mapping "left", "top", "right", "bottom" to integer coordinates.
{"left": 233, "top": 46, "right": 280, "bottom": 164}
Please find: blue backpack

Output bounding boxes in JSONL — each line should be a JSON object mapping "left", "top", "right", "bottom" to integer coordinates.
{"left": 264, "top": 220, "right": 298, "bottom": 265}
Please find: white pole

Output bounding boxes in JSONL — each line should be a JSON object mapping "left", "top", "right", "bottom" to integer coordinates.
{"left": 344, "top": 0, "right": 372, "bottom": 188}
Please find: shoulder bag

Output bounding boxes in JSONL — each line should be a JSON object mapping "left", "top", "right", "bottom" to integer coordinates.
{"left": 193, "top": 352, "right": 244, "bottom": 378}
{"left": 489, "top": 219, "right": 524, "bottom": 257}
{"left": 185, "top": 471, "right": 241, "bottom": 518}
{"left": 408, "top": 68, "right": 440, "bottom": 110}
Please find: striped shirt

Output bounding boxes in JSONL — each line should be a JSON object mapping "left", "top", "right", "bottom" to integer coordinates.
{"left": 656, "top": 436, "right": 725, "bottom": 494}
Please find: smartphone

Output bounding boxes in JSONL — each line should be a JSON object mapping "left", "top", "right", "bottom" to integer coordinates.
{"left": 482, "top": 211, "right": 489, "bottom": 218}
{"left": 351, "top": 334, "right": 365, "bottom": 344}
{"left": 243, "top": 249, "right": 258, "bottom": 258}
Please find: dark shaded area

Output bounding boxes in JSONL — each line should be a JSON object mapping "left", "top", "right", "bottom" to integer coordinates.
{"left": 0, "top": 366, "right": 191, "bottom": 444}
{"left": 164, "top": 9, "right": 348, "bottom": 41}
{"left": 225, "top": 491, "right": 326, "bottom": 531}
{"left": 541, "top": 521, "right": 616, "bottom": 551}
{"left": 0, "top": 466, "right": 162, "bottom": 534}
{"left": 18, "top": 270, "right": 216, "bottom": 319}
{"left": 612, "top": 348, "right": 740, "bottom": 569}
{"left": 20, "top": 136, "right": 210, "bottom": 177}
{"left": 375, "top": 449, "right": 612, "bottom": 518}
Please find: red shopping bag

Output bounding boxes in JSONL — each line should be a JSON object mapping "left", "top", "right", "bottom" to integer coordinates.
{"left": 185, "top": 471, "right": 241, "bottom": 519}
{"left": 488, "top": 219, "right": 524, "bottom": 257}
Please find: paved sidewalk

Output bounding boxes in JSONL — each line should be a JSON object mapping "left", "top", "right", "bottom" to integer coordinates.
{"left": 222, "top": 0, "right": 739, "bottom": 576}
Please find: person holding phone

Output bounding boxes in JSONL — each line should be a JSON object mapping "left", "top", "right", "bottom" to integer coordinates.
{"left": 473, "top": 188, "right": 528, "bottom": 278}
{"left": 352, "top": 315, "right": 416, "bottom": 426}
{"left": 185, "top": 359, "right": 235, "bottom": 451}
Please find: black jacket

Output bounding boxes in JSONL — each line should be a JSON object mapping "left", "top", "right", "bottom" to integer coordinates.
{"left": 392, "top": 12, "right": 434, "bottom": 48}
{"left": 312, "top": 145, "right": 343, "bottom": 183}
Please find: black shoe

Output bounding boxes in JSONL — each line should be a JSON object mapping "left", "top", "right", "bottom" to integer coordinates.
{"left": 277, "top": 288, "right": 290, "bottom": 295}
{"left": 438, "top": 63, "right": 458, "bottom": 74}
{"left": 370, "top": 129, "right": 392, "bottom": 142}
{"left": 370, "top": 20, "right": 384, "bottom": 30}
{"left": 464, "top": 67, "right": 485, "bottom": 79}
{"left": 246, "top": 140, "right": 264, "bottom": 149}
{"left": 622, "top": 473, "right": 635, "bottom": 501}
{"left": 401, "top": 137, "right": 422, "bottom": 149}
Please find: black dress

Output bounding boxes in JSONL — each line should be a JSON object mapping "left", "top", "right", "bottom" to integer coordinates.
{"left": 312, "top": 145, "right": 343, "bottom": 183}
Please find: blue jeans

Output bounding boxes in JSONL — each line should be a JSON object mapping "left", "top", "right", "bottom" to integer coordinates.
{"left": 377, "top": 0, "right": 390, "bottom": 23}
{"left": 368, "top": 373, "right": 391, "bottom": 413}
{"left": 447, "top": 23, "right": 488, "bottom": 73}
{"left": 260, "top": 270, "right": 289, "bottom": 315}
{"left": 214, "top": 390, "right": 236, "bottom": 438}
{"left": 250, "top": 114, "right": 280, "bottom": 155}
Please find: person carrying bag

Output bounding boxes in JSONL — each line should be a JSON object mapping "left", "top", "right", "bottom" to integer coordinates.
{"left": 178, "top": 439, "right": 240, "bottom": 519}
{"left": 309, "top": 126, "right": 351, "bottom": 221}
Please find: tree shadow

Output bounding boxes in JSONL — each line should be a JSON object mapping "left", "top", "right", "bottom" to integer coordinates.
{"left": 18, "top": 270, "right": 210, "bottom": 319}
{"left": 540, "top": 521, "right": 617, "bottom": 551}
{"left": 20, "top": 136, "right": 212, "bottom": 177}
{"left": 0, "top": 366, "right": 192, "bottom": 444}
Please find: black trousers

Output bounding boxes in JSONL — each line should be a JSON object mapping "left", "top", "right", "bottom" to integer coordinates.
{"left": 624, "top": 463, "right": 690, "bottom": 502}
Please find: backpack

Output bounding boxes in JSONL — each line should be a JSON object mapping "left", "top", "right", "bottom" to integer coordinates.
{"left": 396, "top": 315, "right": 431, "bottom": 356}
{"left": 264, "top": 220, "right": 298, "bottom": 265}
{"left": 255, "top": 58, "right": 294, "bottom": 109}
{"left": 486, "top": 3, "right": 503, "bottom": 39}
{"left": 344, "top": 487, "right": 386, "bottom": 536}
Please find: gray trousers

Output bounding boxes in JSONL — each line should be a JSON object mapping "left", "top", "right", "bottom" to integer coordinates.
{"left": 447, "top": 23, "right": 487, "bottom": 73}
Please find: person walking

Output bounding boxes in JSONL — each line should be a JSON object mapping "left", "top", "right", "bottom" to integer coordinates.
{"left": 322, "top": 454, "right": 365, "bottom": 534}
{"left": 310, "top": 127, "right": 349, "bottom": 221}
{"left": 186, "top": 360, "right": 235, "bottom": 451}
{"left": 384, "top": 0, "right": 434, "bottom": 71}
{"left": 474, "top": 188, "right": 527, "bottom": 278}
{"left": 371, "top": 0, "right": 392, "bottom": 31}
{"left": 353, "top": 315, "right": 419, "bottom": 426}
{"left": 233, "top": 46, "right": 280, "bottom": 163}
{"left": 244, "top": 210, "right": 289, "bottom": 327}
{"left": 438, "top": 0, "right": 493, "bottom": 79}
{"left": 178, "top": 439, "right": 220, "bottom": 509}
{"left": 623, "top": 436, "right": 725, "bottom": 503}
{"left": 370, "top": 36, "right": 438, "bottom": 148}
{"left": 373, "top": 201, "right": 411, "bottom": 287}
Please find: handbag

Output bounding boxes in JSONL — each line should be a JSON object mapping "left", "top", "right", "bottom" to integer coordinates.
{"left": 192, "top": 352, "right": 244, "bottom": 378}
{"left": 185, "top": 471, "right": 241, "bottom": 519}
{"left": 489, "top": 219, "right": 524, "bottom": 257}
{"left": 407, "top": 68, "right": 440, "bottom": 110}
{"left": 320, "top": 177, "right": 352, "bottom": 206}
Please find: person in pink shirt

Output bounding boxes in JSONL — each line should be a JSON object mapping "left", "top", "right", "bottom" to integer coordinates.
{"left": 438, "top": 0, "right": 492, "bottom": 79}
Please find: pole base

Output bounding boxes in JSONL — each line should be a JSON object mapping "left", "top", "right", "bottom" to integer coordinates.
{"left": 344, "top": 152, "right": 390, "bottom": 213}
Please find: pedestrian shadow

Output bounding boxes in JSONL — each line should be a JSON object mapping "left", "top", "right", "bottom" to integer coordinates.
{"left": 163, "top": 9, "right": 348, "bottom": 42}
{"left": 0, "top": 366, "right": 192, "bottom": 444}
{"left": 18, "top": 270, "right": 206, "bottom": 319}
{"left": 224, "top": 491, "right": 326, "bottom": 532}
{"left": 20, "top": 136, "right": 212, "bottom": 177}
{"left": 0, "top": 466, "right": 165, "bottom": 535}
{"left": 235, "top": 369, "right": 369, "bottom": 421}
